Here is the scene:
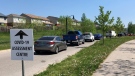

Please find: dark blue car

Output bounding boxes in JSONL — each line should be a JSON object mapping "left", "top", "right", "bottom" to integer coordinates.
{"left": 94, "top": 33, "right": 102, "bottom": 40}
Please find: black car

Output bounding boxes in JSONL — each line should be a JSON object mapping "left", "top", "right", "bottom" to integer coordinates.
{"left": 117, "top": 33, "right": 125, "bottom": 37}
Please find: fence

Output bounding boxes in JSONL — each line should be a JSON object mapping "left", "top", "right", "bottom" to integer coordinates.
{"left": 0, "top": 26, "right": 12, "bottom": 32}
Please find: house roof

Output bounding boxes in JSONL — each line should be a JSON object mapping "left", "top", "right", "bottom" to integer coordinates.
{"left": 47, "top": 16, "right": 59, "bottom": 20}
{"left": 47, "top": 16, "right": 59, "bottom": 24}
{"left": 21, "top": 13, "right": 49, "bottom": 21}
{"left": 0, "top": 13, "right": 7, "bottom": 17}
{"left": 8, "top": 14, "right": 24, "bottom": 18}
{"left": 73, "top": 19, "right": 81, "bottom": 23}
{"left": 40, "top": 16, "right": 50, "bottom": 21}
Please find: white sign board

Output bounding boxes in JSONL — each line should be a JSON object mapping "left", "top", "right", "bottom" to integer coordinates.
{"left": 10, "top": 29, "right": 34, "bottom": 60}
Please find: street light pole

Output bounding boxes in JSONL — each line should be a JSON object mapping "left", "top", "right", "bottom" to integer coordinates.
{"left": 66, "top": 17, "right": 68, "bottom": 34}
{"left": 65, "top": 15, "right": 75, "bottom": 34}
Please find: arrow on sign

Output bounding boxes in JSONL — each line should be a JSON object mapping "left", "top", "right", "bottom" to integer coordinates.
{"left": 15, "top": 30, "right": 28, "bottom": 39}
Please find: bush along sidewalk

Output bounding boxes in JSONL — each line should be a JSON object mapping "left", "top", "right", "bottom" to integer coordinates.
{"left": 34, "top": 36, "right": 134, "bottom": 76}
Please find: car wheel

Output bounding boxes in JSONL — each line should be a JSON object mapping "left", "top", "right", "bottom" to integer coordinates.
{"left": 55, "top": 47, "right": 59, "bottom": 54}
{"left": 82, "top": 39, "right": 85, "bottom": 44}
{"left": 82, "top": 41, "right": 85, "bottom": 44}
{"left": 91, "top": 39, "right": 93, "bottom": 42}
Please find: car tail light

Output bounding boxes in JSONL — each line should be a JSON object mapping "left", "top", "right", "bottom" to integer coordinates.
{"left": 48, "top": 41, "right": 55, "bottom": 45}
{"left": 76, "top": 36, "right": 78, "bottom": 39}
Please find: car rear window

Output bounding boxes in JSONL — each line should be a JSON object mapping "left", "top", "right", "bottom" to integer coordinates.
{"left": 83, "top": 33, "right": 90, "bottom": 35}
{"left": 38, "top": 37, "right": 55, "bottom": 40}
{"left": 68, "top": 31, "right": 79, "bottom": 34}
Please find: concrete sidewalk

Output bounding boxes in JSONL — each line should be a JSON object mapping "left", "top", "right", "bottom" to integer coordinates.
{"left": 92, "top": 40, "right": 135, "bottom": 76}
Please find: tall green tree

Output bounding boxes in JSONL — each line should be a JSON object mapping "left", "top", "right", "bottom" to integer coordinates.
{"left": 95, "top": 6, "right": 114, "bottom": 44}
{"left": 81, "top": 19, "right": 96, "bottom": 33}
{"left": 114, "top": 17, "right": 124, "bottom": 33}
{"left": 81, "top": 13, "right": 89, "bottom": 26}
{"left": 80, "top": 13, "right": 96, "bottom": 33}
{"left": 81, "top": 13, "right": 87, "bottom": 22}
{"left": 127, "top": 22, "right": 135, "bottom": 34}
{"left": 58, "top": 16, "right": 74, "bottom": 31}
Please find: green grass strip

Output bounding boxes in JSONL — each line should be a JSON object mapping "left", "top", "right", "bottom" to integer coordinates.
{"left": 34, "top": 36, "right": 135, "bottom": 76}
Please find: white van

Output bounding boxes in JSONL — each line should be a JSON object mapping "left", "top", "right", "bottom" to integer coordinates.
{"left": 106, "top": 30, "right": 116, "bottom": 37}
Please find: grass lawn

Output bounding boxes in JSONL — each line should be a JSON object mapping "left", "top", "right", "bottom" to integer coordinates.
{"left": 0, "top": 30, "right": 64, "bottom": 50}
{"left": 0, "top": 32, "right": 10, "bottom": 50}
{"left": 34, "top": 36, "right": 135, "bottom": 76}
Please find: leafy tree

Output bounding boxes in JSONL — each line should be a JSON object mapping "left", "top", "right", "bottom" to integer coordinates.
{"left": 81, "top": 13, "right": 87, "bottom": 22}
{"left": 81, "top": 13, "right": 89, "bottom": 26}
{"left": 95, "top": 6, "right": 114, "bottom": 44}
{"left": 113, "top": 17, "right": 124, "bottom": 33}
{"left": 127, "top": 22, "right": 135, "bottom": 34}
{"left": 80, "top": 13, "right": 96, "bottom": 33}
{"left": 58, "top": 16, "right": 74, "bottom": 31}
{"left": 81, "top": 19, "right": 96, "bottom": 33}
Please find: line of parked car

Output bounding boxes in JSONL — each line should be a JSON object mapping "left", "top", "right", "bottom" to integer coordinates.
{"left": 34, "top": 30, "right": 103, "bottom": 54}
{"left": 106, "top": 30, "right": 134, "bottom": 37}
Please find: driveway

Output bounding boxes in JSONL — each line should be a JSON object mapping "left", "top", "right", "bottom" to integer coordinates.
{"left": 0, "top": 41, "right": 96, "bottom": 76}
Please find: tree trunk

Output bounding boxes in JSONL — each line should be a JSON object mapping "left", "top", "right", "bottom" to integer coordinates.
{"left": 103, "top": 29, "right": 104, "bottom": 44}
{"left": 103, "top": 24, "right": 105, "bottom": 45}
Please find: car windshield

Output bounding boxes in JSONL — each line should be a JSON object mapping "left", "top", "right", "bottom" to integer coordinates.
{"left": 38, "top": 37, "right": 55, "bottom": 40}
{"left": 94, "top": 34, "right": 101, "bottom": 36}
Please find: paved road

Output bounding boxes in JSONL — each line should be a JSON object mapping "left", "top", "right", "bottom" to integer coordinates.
{"left": 0, "top": 41, "right": 96, "bottom": 76}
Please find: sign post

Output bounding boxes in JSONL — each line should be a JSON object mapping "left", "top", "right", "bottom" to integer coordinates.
{"left": 22, "top": 60, "right": 24, "bottom": 76}
{"left": 10, "top": 29, "right": 34, "bottom": 76}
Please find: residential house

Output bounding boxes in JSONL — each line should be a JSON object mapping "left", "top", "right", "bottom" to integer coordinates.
{"left": 47, "top": 16, "right": 60, "bottom": 26}
{"left": 40, "top": 16, "right": 54, "bottom": 26}
{"left": 72, "top": 19, "right": 81, "bottom": 26}
{"left": 7, "top": 14, "right": 26, "bottom": 26}
{"left": 21, "top": 13, "right": 53, "bottom": 26}
{"left": 47, "top": 16, "right": 81, "bottom": 26}
{"left": 0, "top": 13, "right": 7, "bottom": 26}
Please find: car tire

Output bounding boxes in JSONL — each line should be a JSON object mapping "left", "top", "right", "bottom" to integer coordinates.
{"left": 82, "top": 40, "right": 85, "bottom": 44}
{"left": 90, "top": 39, "right": 93, "bottom": 42}
{"left": 54, "top": 47, "right": 59, "bottom": 54}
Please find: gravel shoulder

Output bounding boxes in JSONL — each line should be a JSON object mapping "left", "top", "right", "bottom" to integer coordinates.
{"left": 92, "top": 40, "right": 135, "bottom": 76}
